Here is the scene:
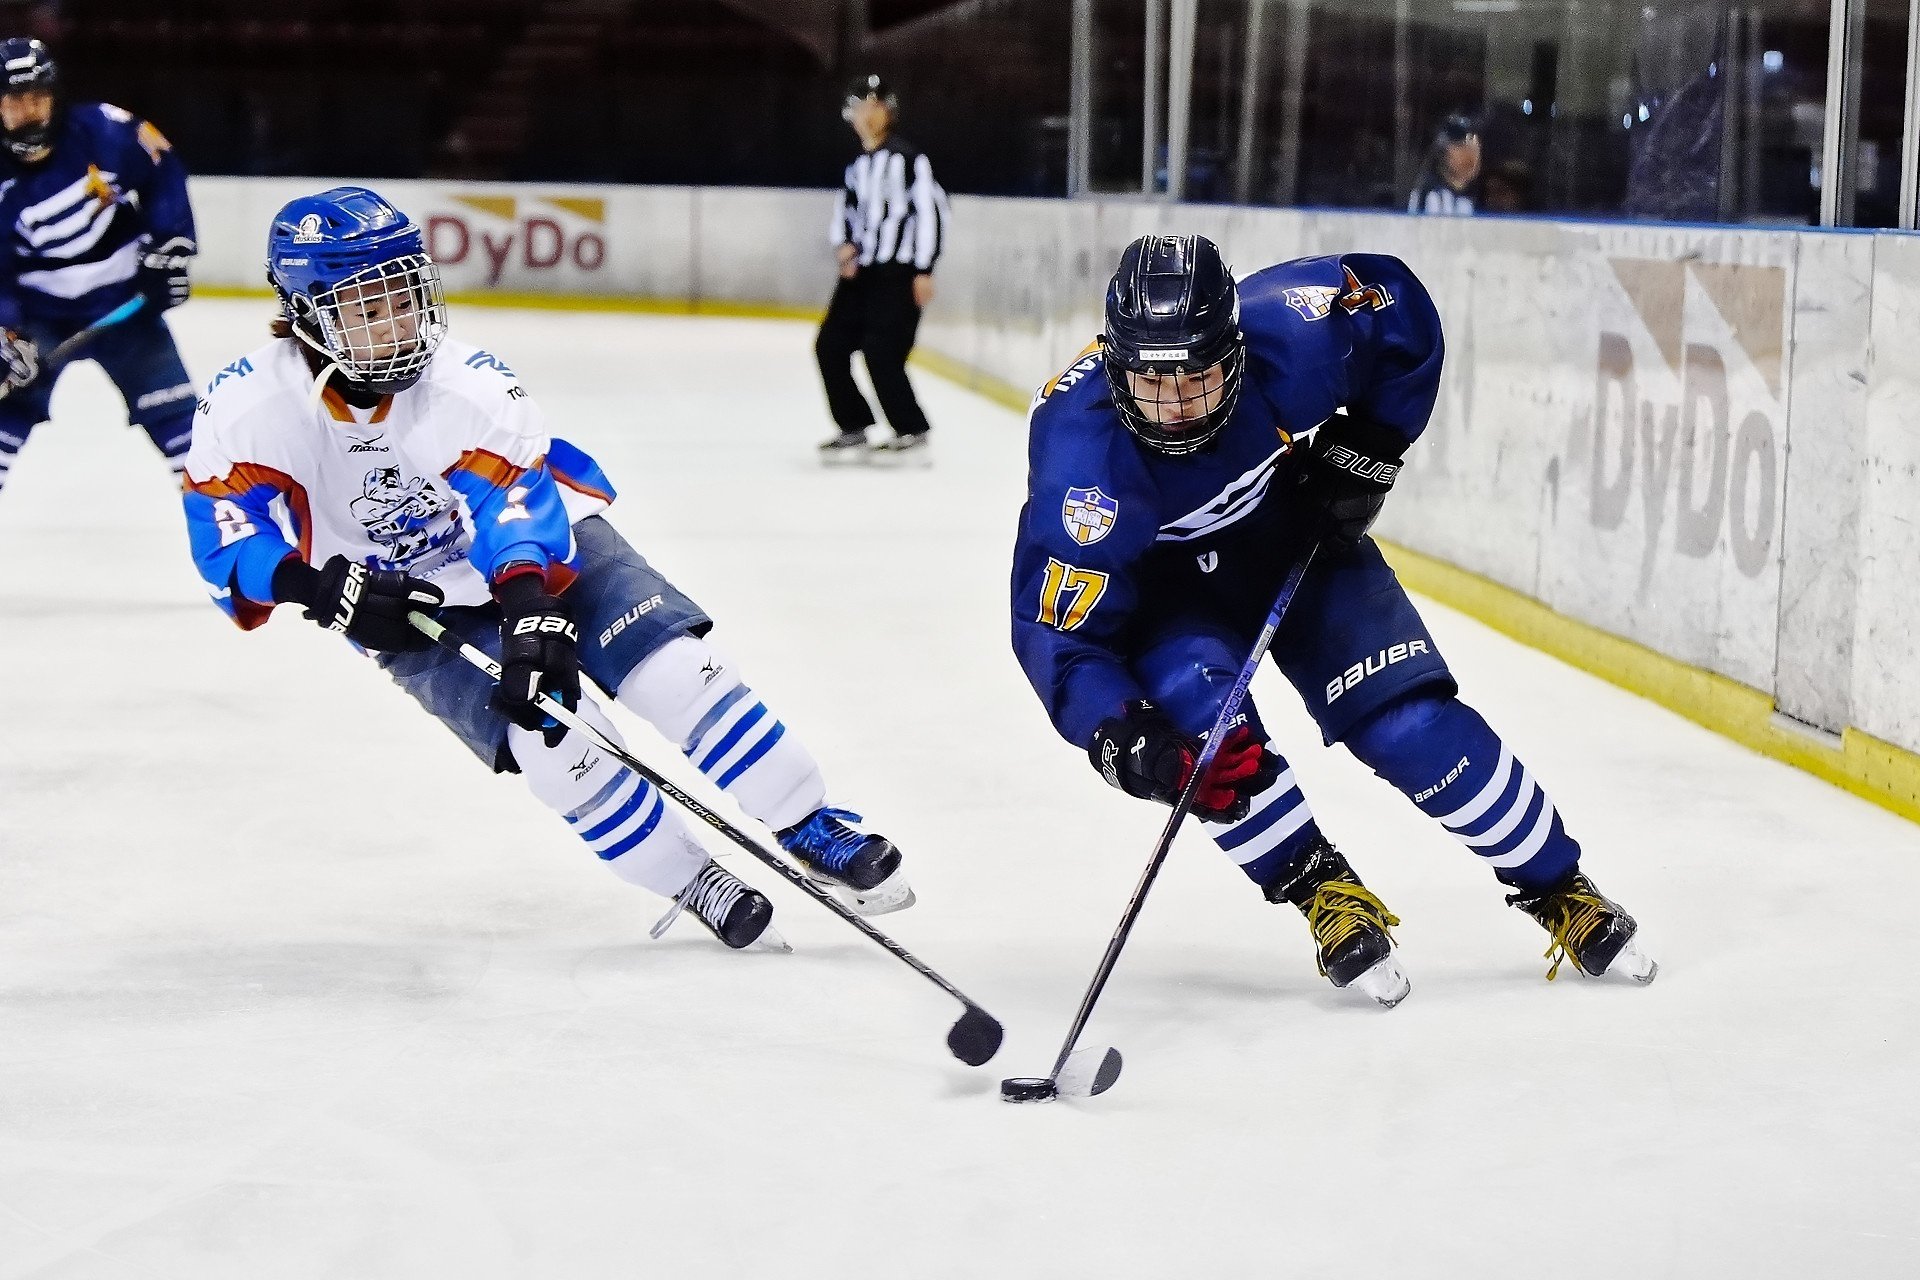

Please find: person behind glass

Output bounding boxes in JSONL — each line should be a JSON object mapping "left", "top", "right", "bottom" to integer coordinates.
{"left": 1407, "top": 114, "right": 1482, "bottom": 216}
{"left": 815, "top": 74, "right": 949, "bottom": 467}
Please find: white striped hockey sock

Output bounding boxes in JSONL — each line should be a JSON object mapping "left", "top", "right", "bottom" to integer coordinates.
{"left": 617, "top": 635, "right": 826, "bottom": 832}
{"left": 1199, "top": 753, "right": 1323, "bottom": 886}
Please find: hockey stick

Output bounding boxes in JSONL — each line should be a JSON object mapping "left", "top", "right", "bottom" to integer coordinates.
{"left": 1001, "top": 539, "right": 1322, "bottom": 1104}
{"left": 44, "top": 295, "right": 147, "bottom": 367}
{"left": 407, "top": 611, "right": 1005, "bottom": 1067}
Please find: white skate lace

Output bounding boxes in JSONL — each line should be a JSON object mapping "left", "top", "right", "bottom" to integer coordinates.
{"left": 649, "top": 863, "right": 746, "bottom": 940}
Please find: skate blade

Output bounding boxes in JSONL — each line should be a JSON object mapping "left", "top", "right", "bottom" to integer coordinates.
{"left": 819, "top": 449, "right": 870, "bottom": 467}
{"left": 1606, "top": 935, "right": 1658, "bottom": 984}
{"left": 811, "top": 869, "right": 916, "bottom": 917}
{"left": 1349, "top": 954, "right": 1411, "bottom": 1009}
{"left": 749, "top": 923, "right": 794, "bottom": 954}
{"left": 868, "top": 444, "right": 932, "bottom": 469}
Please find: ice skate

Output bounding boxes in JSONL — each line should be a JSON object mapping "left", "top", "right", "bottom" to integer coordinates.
{"left": 776, "top": 806, "right": 915, "bottom": 916}
{"left": 1507, "top": 869, "right": 1656, "bottom": 983}
{"left": 818, "top": 429, "right": 870, "bottom": 465}
{"left": 652, "top": 860, "right": 789, "bottom": 952}
{"left": 868, "top": 431, "right": 931, "bottom": 468}
{"left": 1264, "top": 837, "right": 1410, "bottom": 1008}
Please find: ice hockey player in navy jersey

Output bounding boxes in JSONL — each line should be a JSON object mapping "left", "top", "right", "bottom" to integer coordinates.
{"left": 0, "top": 38, "right": 197, "bottom": 497}
{"left": 1012, "top": 234, "right": 1656, "bottom": 1004}
{"left": 183, "top": 186, "right": 915, "bottom": 949}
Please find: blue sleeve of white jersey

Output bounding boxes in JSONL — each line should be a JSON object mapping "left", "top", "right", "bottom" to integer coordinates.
{"left": 445, "top": 453, "right": 574, "bottom": 580}
{"left": 1010, "top": 398, "right": 1156, "bottom": 748}
{"left": 183, "top": 471, "right": 300, "bottom": 630}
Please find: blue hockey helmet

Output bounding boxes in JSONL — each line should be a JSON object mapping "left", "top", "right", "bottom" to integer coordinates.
{"left": 1101, "top": 234, "right": 1244, "bottom": 456}
{"left": 266, "top": 186, "right": 448, "bottom": 395}
{"left": 0, "top": 37, "right": 60, "bottom": 162}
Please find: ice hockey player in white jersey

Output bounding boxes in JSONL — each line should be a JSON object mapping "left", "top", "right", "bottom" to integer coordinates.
{"left": 183, "top": 186, "right": 915, "bottom": 947}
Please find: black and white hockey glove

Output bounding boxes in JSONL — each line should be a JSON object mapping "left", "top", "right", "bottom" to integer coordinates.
{"left": 0, "top": 328, "right": 38, "bottom": 397}
{"left": 138, "top": 235, "right": 196, "bottom": 311}
{"left": 277, "top": 553, "right": 444, "bottom": 653}
{"left": 492, "top": 570, "right": 580, "bottom": 742}
{"left": 1295, "top": 414, "right": 1408, "bottom": 545}
{"left": 1088, "top": 700, "right": 1279, "bottom": 823}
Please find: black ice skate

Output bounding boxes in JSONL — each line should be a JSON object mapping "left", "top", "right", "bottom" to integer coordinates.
{"left": 652, "top": 860, "right": 789, "bottom": 951}
{"left": 1506, "top": 869, "right": 1657, "bottom": 983}
{"left": 1264, "top": 837, "right": 1411, "bottom": 1008}
{"left": 775, "top": 807, "right": 915, "bottom": 916}
{"left": 818, "top": 430, "right": 870, "bottom": 465}
{"left": 869, "top": 431, "right": 931, "bottom": 468}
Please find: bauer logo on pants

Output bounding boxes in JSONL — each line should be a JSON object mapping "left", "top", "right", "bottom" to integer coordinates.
{"left": 1063, "top": 486, "right": 1119, "bottom": 546}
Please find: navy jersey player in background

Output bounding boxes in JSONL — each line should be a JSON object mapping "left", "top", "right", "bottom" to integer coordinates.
{"left": 0, "top": 38, "right": 197, "bottom": 498}
{"left": 1012, "top": 235, "right": 1656, "bottom": 1005}
{"left": 183, "top": 187, "right": 915, "bottom": 952}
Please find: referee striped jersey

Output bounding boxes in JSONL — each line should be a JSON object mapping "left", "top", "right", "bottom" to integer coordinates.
{"left": 830, "top": 135, "right": 951, "bottom": 272}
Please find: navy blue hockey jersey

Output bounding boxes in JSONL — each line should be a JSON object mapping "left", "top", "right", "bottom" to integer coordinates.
{"left": 1011, "top": 253, "right": 1445, "bottom": 747}
{"left": 0, "top": 102, "right": 194, "bottom": 328}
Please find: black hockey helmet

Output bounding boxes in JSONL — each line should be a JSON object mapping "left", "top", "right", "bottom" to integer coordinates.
{"left": 1, "top": 37, "right": 58, "bottom": 163}
{"left": 842, "top": 73, "right": 898, "bottom": 122}
{"left": 1102, "top": 234, "right": 1244, "bottom": 456}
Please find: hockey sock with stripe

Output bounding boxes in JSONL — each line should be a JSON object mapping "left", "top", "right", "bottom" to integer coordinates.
{"left": 1343, "top": 692, "right": 1580, "bottom": 893}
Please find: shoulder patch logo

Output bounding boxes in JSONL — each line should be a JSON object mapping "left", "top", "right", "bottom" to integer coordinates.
{"left": 1338, "top": 264, "right": 1394, "bottom": 314}
{"left": 1284, "top": 285, "right": 1338, "bottom": 321}
{"left": 1062, "top": 485, "right": 1119, "bottom": 546}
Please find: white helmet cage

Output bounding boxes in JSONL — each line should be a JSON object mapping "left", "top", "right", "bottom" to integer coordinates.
{"left": 291, "top": 253, "right": 449, "bottom": 390}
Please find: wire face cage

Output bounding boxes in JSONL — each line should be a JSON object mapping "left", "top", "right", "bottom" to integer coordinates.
{"left": 309, "top": 253, "right": 449, "bottom": 388}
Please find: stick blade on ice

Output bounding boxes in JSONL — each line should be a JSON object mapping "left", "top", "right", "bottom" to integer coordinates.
{"left": 1056, "top": 1045, "right": 1123, "bottom": 1097}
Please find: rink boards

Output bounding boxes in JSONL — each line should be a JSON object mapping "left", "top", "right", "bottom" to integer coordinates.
{"left": 190, "top": 178, "right": 1920, "bottom": 814}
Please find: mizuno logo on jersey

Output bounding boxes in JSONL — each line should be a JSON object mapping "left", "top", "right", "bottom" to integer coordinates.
{"left": 569, "top": 751, "right": 596, "bottom": 782}
{"left": 347, "top": 434, "right": 389, "bottom": 453}
{"left": 598, "top": 594, "right": 665, "bottom": 647}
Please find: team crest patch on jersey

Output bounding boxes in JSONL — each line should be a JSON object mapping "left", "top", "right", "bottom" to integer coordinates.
{"left": 1284, "top": 286, "right": 1339, "bottom": 321}
{"left": 1338, "top": 265, "right": 1394, "bottom": 314}
{"left": 1063, "top": 486, "right": 1119, "bottom": 546}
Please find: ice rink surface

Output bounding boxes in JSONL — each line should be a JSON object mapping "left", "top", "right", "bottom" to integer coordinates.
{"left": 2, "top": 299, "right": 1916, "bottom": 1279}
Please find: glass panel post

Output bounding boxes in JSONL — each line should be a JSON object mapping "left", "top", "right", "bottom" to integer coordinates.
{"left": 1145, "top": 0, "right": 1165, "bottom": 192}
{"left": 1167, "top": 0, "right": 1198, "bottom": 199}
{"left": 1071, "top": 0, "right": 1094, "bottom": 196}
{"left": 1821, "top": 0, "right": 1866, "bottom": 224}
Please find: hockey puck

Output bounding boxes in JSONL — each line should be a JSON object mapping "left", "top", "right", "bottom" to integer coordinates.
{"left": 999, "top": 1076, "right": 1058, "bottom": 1104}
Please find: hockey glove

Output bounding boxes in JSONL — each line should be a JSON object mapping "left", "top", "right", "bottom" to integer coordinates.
{"left": 492, "top": 570, "right": 580, "bottom": 743}
{"left": 1088, "top": 700, "right": 1280, "bottom": 823}
{"left": 1295, "top": 414, "right": 1408, "bottom": 545}
{"left": 0, "top": 328, "right": 38, "bottom": 398}
{"left": 138, "top": 235, "right": 196, "bottom": 312}
{"left": 279, "top": 554, "right": 444, "bottom": 652}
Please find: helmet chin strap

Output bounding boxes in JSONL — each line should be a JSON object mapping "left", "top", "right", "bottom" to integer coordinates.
{"left": 289, "top": 322, "right": 355, "bottom": 409}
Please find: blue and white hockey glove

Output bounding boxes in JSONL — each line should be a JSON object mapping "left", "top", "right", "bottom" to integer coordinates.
{"left": 277, "top": 554, "right": 444, "bottom": 653}
{"left": 492, "top": 569, "right": 580, "bottom": 743}
{"left": 138, "top": 235, "right": 196, "bottom": 311}
{"left": 1295, "top": 414, "right": 1407, "bottom": 545}
{"left": 0, "top": 328, "right": 38, "bottom": 397}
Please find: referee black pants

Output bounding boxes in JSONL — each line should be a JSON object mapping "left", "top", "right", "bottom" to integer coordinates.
{"left": 814, "top": 263, "right": 930, "bottom": 438}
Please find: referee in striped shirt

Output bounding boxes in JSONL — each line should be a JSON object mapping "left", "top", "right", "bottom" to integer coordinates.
{"left": 816, "top": 74, "right": 950, "bottom": 464}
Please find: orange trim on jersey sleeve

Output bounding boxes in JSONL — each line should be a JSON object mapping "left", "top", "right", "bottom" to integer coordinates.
{"left": 550, "top": 464, "right": 612, "bottom": 506}
{"left": 188, "top": 461, "right": 314, "bottom": 562}
{"left": 447, "top": 448, "right": 530, "bottom": 488}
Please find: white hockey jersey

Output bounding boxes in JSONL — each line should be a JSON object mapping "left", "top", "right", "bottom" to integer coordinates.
{"left": 184, "top": 336, "right": 613, "bottom": 629}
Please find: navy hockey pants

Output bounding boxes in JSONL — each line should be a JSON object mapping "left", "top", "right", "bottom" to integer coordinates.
{"left": 0, "top": 308, "right": 196, "bottom": 495}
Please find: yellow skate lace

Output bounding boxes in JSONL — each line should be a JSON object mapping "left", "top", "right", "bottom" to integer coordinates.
{"left": 1534, "top": 880, "right": 1611, "bottom": 981}
{"left": 1304, "top": 882, "right": 1400, "bottom": 978}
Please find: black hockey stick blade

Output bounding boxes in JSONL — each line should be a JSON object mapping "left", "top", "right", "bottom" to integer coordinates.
{"left": 1056, "top": 1045, "right": 1123, "bottom": 1098}
{"left": 947, "top": 1004, "right": 1004, "bottom": 1066}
